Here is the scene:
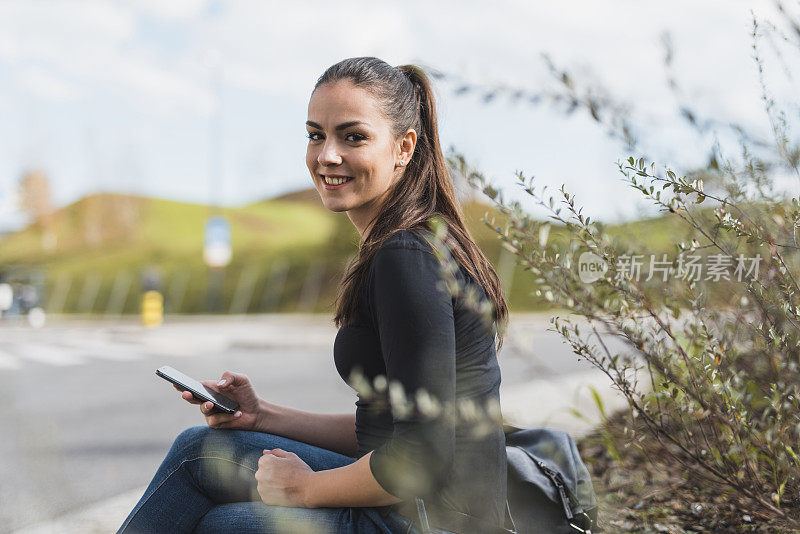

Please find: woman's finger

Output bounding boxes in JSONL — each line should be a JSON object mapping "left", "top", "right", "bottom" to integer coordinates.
{"left": 206, "top": 410, "right": 242, "bottom": 427}
{"left": 200, "top": 401, "right": 240, "bottom": 416}
{"left": 206, "top": 414, "right": 232, "bottom": 427}
{"left": 181, "top": 391, "right": 202, "bottom": 404}
{"left": 173, "top": 384, "right": 203, "bottom": 404}
{"left": 200, "top": 401, "right": 232, "bottom": 415}
{"left": 216, "top": 371, "right": 249, "bottom": 388}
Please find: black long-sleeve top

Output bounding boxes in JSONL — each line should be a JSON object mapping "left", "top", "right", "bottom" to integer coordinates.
{"left": 333, "top": 229, "right": 507, "bottom": 527}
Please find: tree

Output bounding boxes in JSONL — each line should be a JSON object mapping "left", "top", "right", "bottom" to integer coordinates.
{"left": 17, "top": 169, "right": 57, "bottom": 251}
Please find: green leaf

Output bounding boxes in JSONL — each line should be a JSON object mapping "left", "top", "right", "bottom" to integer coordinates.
{"left": 538, "top": 224, "right": 551, "bottom": 248}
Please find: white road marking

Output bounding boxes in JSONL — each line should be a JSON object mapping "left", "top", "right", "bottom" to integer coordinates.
{"left": 18, "top": 343, "right": 88, "bottom": 366}
{"left": 0, "top": 338, "right": 155, "bottom": 369}
{"left": 0, "top": 347, "right": 22, "bottom": 370}
{"left": 62, "top": 341, "right": 145, "bottom": 361}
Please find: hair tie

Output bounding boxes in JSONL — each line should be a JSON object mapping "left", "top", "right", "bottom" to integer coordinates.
{"left": 398, "top": 66, "right": 415, "bottom": 85}
{"left": 399, "top": 67, "right": 421, "bottom": 100}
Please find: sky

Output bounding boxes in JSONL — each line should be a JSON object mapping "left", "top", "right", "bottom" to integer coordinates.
{"left": 0, "top": 0, "right": 797, "bottom": 233}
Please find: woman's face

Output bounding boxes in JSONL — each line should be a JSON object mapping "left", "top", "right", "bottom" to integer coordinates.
{"left": 305, "top": 79, "right": 415, "bottom": 238}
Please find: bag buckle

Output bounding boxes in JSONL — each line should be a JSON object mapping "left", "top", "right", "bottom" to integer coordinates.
{"left": 568, "top": 511, "right": 595, "bottom": 533}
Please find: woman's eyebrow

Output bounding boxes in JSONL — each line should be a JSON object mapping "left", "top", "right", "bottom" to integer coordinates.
{"left": 305, "top": 120, "right": 369, "bottom": 131}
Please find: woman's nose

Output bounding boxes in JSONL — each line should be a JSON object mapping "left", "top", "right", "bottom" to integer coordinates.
{"left": 318, "top": 141, "right": 342, "bottom": 166}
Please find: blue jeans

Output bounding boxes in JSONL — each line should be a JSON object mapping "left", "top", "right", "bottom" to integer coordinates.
{"left": 116, "top": 425, "right": 429, "bottom": 533}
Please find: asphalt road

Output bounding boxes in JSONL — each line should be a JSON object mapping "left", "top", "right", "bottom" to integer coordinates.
{"left": 0, "top": 313, "right": 624, "bottom": 533}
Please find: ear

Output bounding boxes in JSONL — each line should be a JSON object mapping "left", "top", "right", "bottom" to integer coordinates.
{"left": 396, "top": 129, "right": 417, "bottom": 167}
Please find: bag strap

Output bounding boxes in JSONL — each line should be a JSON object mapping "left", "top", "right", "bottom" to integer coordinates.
{"left": 504, "top": 499, "right": 517, "bottom": 533}
{"left": 414, "top": 498, "right": 433, "bottom": 534}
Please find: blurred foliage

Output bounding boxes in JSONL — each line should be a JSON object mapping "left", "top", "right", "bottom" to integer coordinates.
{"left": 436, "top": 9, "right": 800, "bottom": 526}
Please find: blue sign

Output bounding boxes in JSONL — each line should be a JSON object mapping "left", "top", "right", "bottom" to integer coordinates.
{"left": 204, "top": 216, "right": 232, "bottom": 267}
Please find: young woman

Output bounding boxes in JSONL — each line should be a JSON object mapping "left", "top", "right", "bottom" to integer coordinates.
{"left": 117, "top": 57, "right": 510, "bottom": 534}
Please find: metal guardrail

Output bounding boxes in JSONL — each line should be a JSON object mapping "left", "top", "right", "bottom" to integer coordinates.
{"left": 1, "top": 247, "right": 520, "bottom": 319}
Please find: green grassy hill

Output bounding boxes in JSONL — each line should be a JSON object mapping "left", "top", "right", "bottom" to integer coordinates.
{"left": 0, "top": 190, "right": 689, "bottom": 315}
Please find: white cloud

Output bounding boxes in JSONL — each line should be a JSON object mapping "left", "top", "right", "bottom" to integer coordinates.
{"left": 0, "top": 0, "right": 136, "bottom": 62}
{"left": 16, "top": 67, "right": 79, "bottom": 102}
{"left": 130, "top": 0, "right": 208, "bottom": 20}
{"left": 101, "top": 53, "right": 213, "bottom": 114}
{"left": 1, "top": 0, "right": 786, "bottom": 119}
{"left": 0, "top": 0, "right": 210, "bottom": 114}
{"left": 194, "top": 0, "right": 413, "bottom": 98}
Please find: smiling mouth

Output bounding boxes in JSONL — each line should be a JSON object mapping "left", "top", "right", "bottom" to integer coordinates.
{"left": 322, "top": 175, "right": 354, "bottom": 186}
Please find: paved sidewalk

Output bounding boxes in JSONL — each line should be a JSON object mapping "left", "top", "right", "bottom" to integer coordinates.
{"left": 11, "top": 312, "right": 637, "bottom": 533}
{"left": 14, "top": 489, "right": 145, "bottom": 534}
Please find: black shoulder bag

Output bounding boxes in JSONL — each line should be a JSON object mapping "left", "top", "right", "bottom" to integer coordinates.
{"left": 403, "top": 424, "right": 600, "bottom": 534}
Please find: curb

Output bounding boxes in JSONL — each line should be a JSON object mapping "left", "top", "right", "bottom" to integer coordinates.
{"left": 501, "top": 369, "right": 634, "bottom": 438}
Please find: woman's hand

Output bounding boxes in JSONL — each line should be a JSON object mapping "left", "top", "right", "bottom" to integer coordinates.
{"left": 255, "top": 448, "right": 317, "bottom": 508}
{"left": 173, "top": 370, "right": 262, "bottom": 431}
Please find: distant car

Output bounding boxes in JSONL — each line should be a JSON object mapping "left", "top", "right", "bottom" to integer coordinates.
{"left": 0, "top": 266, "right": 46, "bottom": 319}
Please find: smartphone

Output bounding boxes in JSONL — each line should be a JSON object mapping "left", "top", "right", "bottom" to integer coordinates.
{"left": 156, "top": 365, "right": 240, "bottom": 414}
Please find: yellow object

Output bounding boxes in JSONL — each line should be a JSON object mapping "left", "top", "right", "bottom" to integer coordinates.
{"left": 142, "top": 290, "right": 163, "bottom": 328}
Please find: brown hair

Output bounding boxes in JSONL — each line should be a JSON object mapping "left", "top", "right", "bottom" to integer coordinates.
{"left": 314, "top": 57, "right": 509, "bottom": 350}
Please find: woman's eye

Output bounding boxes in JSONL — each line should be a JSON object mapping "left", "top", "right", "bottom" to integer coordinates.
{"left": 305, "top": 132, "right": 366, "bottom": 142}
